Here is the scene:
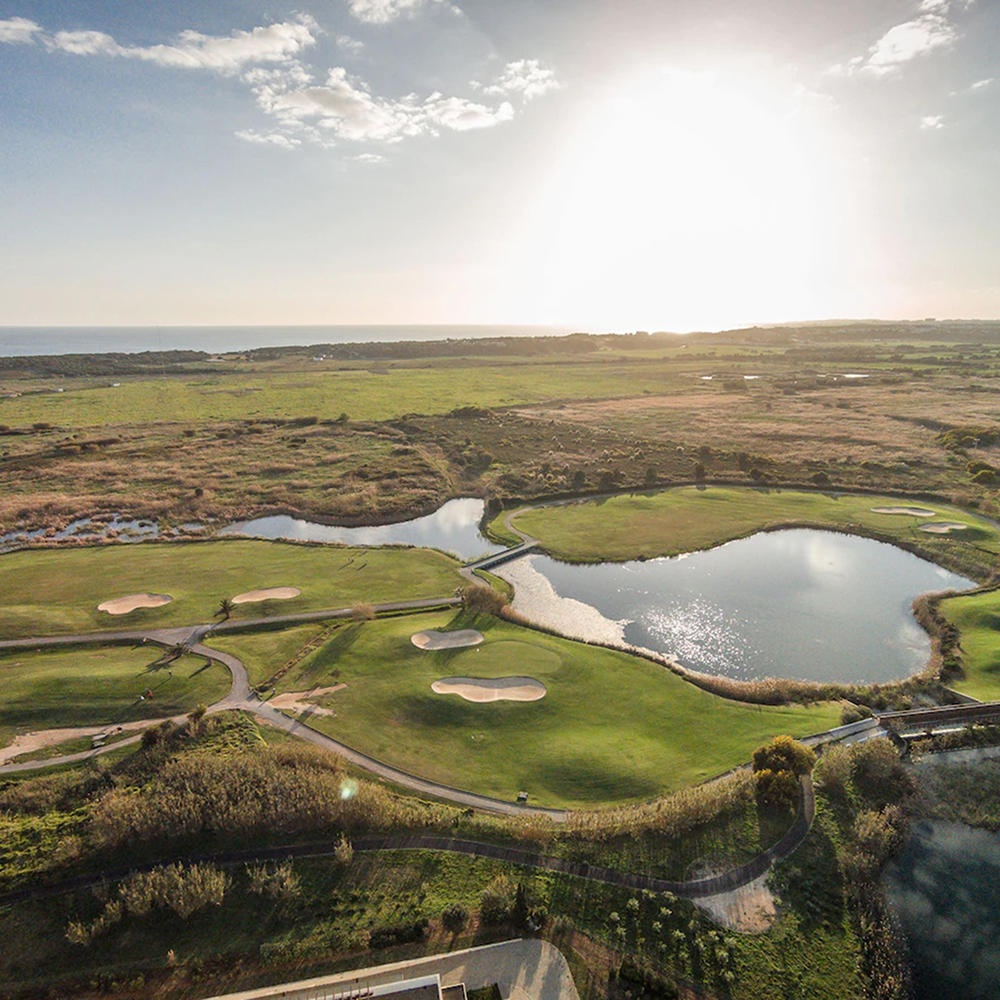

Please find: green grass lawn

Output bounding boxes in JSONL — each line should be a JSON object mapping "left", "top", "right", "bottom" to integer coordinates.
{"left": 208, "top": 623, "right": 325, "bottom": 688}
{"left": 0, "top": 540, "right": 464, "bottom": 639}
{"left": 210, "top": 611, "right": 842, "bottom": 808}
{"left": 0, "top": 646, "right": 228, "bottom": 747}
{"left": 0, "top": 362, "right": 684, "bottom": 429}
{"left": 501, "top": 486, "right": 1000, "bottom": 575}
{"left": 938, "top": 590, "right": 1000, "bottom": 701}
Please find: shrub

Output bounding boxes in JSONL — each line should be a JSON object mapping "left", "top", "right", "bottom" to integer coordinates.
{"left": 754, "top": 768, "right": 799, "bottom": 810}
{"left": 441, "top": 902, "right": 468, "bottom": 932}
{"left": 246, "top": 860, "right": 300, "bottom": 901}
{"left": 840, "top": 703, "right": 873, "bottom": 726}
{"left": 460, "top": 583, "right": 508, "bottom": 616}
{"left": 850, "top": 738, "right": 913, "bottom": 806}
{"left": 334, "top": 834, "right": 354, "bottom": 866}
{"left": 752, "top": 735, "right": 816, "bottom": 777}
{"left": 480, "top": 874, "right": 515, "bottom": 925}
{"left": 811, "top": 470, "right": 831, "bottom": 485}
{"left": 814, "top": 743, "right": 852, "bottom": 799}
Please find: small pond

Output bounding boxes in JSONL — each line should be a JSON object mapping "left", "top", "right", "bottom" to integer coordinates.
{"left": 496, "top": 528, "right": 974, "bottom": 684}
{"left": 218, "top": 497, "right": 502, "bottom": 562}
{"left": 886, "top": 817, "right": 1000, "bottom": 999}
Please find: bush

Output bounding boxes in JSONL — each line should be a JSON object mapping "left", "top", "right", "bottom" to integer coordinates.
{"left": 840, "top": 702, "right": 873, "bottom": 726}
{"left": 814, "top": 743, "right": 852, "bottom": 799}
{"left": 811, "top": 470, "right": 831, "bottom": 485}
{"left": 754, "top": 767, "right": 800, "bottom": 809}
{"left": 369, "top": 919, "right": 428, "bottom": 949}
{"left": 246, "top": 860, "right": 300, "bottom": 901}
{"left": 480, "top": 874, "right": 515, "bottom": 925}
{"left": 460, "top": 584, "right": 508, "bottom": 616}
{"left": 752, "top": 735, "right": 816, "bottom": 777}
{"left": 441, "top": 902, "right": 468, "bottom": 932}
{"left": 850, "top": 738, "right": 913, "bottom": 806}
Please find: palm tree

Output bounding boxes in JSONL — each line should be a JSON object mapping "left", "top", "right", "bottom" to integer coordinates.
{"left": 215, "top": 598, "right": 234, "bottom": 621}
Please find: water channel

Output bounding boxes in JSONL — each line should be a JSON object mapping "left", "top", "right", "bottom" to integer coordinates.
{"left": 218, "top": 497, "right": 503, "bottom": 562}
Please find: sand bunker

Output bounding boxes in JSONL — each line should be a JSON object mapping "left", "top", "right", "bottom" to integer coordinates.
{"left": 431, "top": 676, "right": 546, "bottom": 703}
{"left": 412, "top": 629, "right": 484, "bottom": 650}
{"left": 871, "top": 506, "right": 937, "bottom": 517}
{"left": 268, "top": 684, "right": 345, "bottom": 717}
{"left": 98, "top": 593, "right": 172, "bottom": 615}
{"left": 920, "top": 522, "right": 969, "bottom": 534}
{"left": 232, "top": 587, "right": 301, "bottom": 604}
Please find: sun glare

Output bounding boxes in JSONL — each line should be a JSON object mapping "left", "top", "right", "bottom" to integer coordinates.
{"left": 514, "top": 69, "right": 842, "bottom": 330}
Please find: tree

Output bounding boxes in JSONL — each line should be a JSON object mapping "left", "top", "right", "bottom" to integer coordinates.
{"left": 215, "top": 598, "right": 234, "bottom": 621}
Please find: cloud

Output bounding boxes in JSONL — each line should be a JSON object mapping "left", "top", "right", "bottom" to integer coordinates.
{"left": 30, "top": 17, "right": 319, "bottom": 74}
{"left": 0, "top": 16, "right": 40, "bottom": 43}
{"left": 475, "top": 59, "right": 561, "bottom": 102}
{"left": 830, "top": 0, "right": 968, "bottom": 78}
{"left": 423, "top": 94, "right": 514, "bottom": 130}
{"left": 346, "top": 0, "right": 459, "bottom": 25}
{"left": 920, "top": 114, "right": 945, "bottom": 128}
{"left": 252, "top": 67, "right": 514, "bottom": 141}
{"left": 335, "top": 35, "right": 365, "bottom": 56}
{"left": 235, "top": 129, "right": 302, "bottom": 149}
{"left": 5, "top": 12, "right": 534, "bottom": 153}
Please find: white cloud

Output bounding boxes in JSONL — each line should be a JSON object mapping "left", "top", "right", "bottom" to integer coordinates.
{"left": 253, "top": 67, "right": 514, "bottom": 142}
{"left": 830, "top": 0, "right": 968, "bottom": 78}
{"left": 38, "top": 17, "right": 318, "bottom": 74}
{"left": 346, "top": 0, "right": 459, "bottom": 25}
{"left": 335, "top": 35, "right": 365, "bottom": 56}
{"left": 476, "top": 59, "right": 561, "bottom": 102}
{"left": 235, "top": 129, "right": 302, "bottom": 149}
{"left": 352, "top": 152, "right": 386, "bottom": 163}
{"left": 423, "top": 94, "right": 514, "bottom": 130}
{"left": 920, "top": 114, "right": 945, "bottom": 128}
{"left": 0, "top": 16, "right": 41, "bottom": 43}
{"left": 7, "top": 12, "right": 529, "bottom": 153}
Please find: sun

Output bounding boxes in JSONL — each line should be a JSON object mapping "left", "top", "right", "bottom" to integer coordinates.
{"left": 510, "top": 68, "right": 843, "bottom": 330}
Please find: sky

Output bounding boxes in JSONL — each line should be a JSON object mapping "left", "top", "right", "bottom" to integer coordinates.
{"left": 0, "top": 0, "right": 998, "bottom": 332}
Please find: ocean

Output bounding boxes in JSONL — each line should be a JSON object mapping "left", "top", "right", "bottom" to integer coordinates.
{"left": 0, "top": 325, "right": 582, "bottom": 357}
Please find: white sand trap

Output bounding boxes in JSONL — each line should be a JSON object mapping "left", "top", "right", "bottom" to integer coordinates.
{"left": 232, "top": 586, "right": 301, "bottom": 604}
{"left": 411, "top": 629, "right": 484, "bottom": 650}
{"left": 268, "top": 684, "right": 345, "bottom": 717}
{"left": 920, "top": 522, "right": 969, "bottom": 534}
{"left": 871, "top": 506, "right": 937, "bottom": 517}
{"left": 432, "top": 676, "right": 546, "bottom": 703}
{"left": 98, "top": 593, "right": 172, "bottom": 615}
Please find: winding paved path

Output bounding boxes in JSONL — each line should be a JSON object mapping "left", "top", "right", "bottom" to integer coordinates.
{"left": 0, "top": 776, "right": 815, "bottom": 908}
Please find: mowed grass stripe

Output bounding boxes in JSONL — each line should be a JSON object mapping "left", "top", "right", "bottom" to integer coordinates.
{"left": 0, "top": 647, "right": 229, "bottom": 747}
{"left": 215, "top": 611, "right": 841, "bottom": 809}
{"left": 0, "top": 540, "right": 464, "bottom": 639}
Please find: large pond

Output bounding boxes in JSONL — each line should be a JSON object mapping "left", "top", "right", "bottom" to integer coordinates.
{"left": 886, "top": 816, "right": 1000, "bottom": 999}
{"left": 219, "top": 497, "right": 502, "bottom": 562}
{"left": 495, "top": 528, "right": 974, "bottom": 684}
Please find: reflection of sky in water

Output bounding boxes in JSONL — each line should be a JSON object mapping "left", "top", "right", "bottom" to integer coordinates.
{"left": 528, "top": 529, "right": 974, "bottom": 684}
{"left": 886, "top": 818, "right": 1000, "bottom": 1000}
{"left": 218, "top": 497, "right": 501, "bottom": 561}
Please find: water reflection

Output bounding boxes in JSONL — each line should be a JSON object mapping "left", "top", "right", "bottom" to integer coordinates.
{"left": 218, "top": 497, "right": 501, "bottom": 562}
{"left": 886, "top": 819, "right": 1000, "bottom": 999}
{"left": 499, "top": 529, "right": 973, "bottom": 684}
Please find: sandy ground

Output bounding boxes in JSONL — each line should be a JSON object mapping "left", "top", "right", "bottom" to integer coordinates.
{"left": 920, "top": 522, "right": 969, "bottom": 533}
{"left": 98, "top": 593, "right": 172, "bottom": 614}
{"left": 431, "top": 676, "right": 547, "bottom": 703}
{"left": 0, "top": 717, "right": 173, "bottom": 764}
{"left": 232, "top": 587, "right": 301, "bottom": 604}
{"left": 871, "top": 506, "right": 937, "bottom": 517}
{"left": 694, "top": 872, "right": 777, "bottom": 933}
{"left": 411, "top": 629, "right": 484, "bottom": 650}
{"left": 268, "top": 684, "right": 345, "bottom": 717}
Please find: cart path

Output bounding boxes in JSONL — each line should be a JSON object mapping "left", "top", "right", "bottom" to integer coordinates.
{"left": 0, "top": 777, "right": 814, "bottom": 908}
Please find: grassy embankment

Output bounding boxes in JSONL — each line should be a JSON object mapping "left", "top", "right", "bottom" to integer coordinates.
{"left": 936, "top": 590, "right": 1000, "bottom": 701}
{"left": 208, "top": 611, "right": 841, "bottom": 808}
{"left": 0, "top": 540, "right": 464, "bottom": 639}
{"left": 499, "top": 486, "right": 1000, "bottom": 580}
{"left": 0, "top": 647, "right": 228, "bottom": 749}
